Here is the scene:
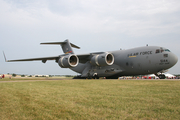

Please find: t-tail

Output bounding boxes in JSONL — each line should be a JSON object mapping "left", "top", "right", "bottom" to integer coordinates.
{"left": 40, "top": 39, "right": 80, "bottom": 54}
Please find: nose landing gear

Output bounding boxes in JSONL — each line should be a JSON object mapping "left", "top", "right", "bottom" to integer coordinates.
{"left": 158, "top": 74, "right": 166, "bottom": 79}
{"left": 155, "top": 73, "right": 166, "bottom": 79}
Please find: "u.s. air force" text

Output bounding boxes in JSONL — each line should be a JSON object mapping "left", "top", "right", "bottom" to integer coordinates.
{"left": 128, "top": 51, "right": 152, "bottom": 57}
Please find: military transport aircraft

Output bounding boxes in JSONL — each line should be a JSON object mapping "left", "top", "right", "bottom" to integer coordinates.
{"left": 4, "top": 39, "right": 178, "bottom": 79}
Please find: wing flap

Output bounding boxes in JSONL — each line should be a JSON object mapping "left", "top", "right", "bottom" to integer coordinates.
{"left": 77, "top": 54, "right": 91, "bottom": 63}
{"left": 77, "top": 52, "right": 105, "bottom": 63}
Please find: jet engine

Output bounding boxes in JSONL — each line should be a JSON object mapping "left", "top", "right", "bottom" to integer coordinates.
{"left": 58, "top": 55, "right": 79, "bottom": 68}
{"left": 90, "top": 53, "right": 114, "bottom": 66}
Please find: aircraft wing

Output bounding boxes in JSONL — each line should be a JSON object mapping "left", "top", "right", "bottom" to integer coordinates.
{"left": 77, "top": 54, "right": 91, "bottom": 63}
{"left": 5, "top": 54, "right": 94, "bottom": 64}
{"left": 5, "top": 54, "right": 91, "bottom": 64}
{"left": 77, "top": 52, "right": 105, "bottom": 63}
{"left": 4, "top": 54, "right": 60, "bottom": 63}
{"left": 4, "top": 52, "right": 106, "bottom": 64}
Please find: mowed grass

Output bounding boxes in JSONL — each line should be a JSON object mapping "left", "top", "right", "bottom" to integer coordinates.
{"left": 0, "top": 77, "right": 72, "bottom": 81}
{"left": 0, "top": 80, "right": 180, "bottom": 120}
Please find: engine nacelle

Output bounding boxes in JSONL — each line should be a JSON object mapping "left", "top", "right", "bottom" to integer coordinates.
{"left": 58, "top": 55, "right": 79, "bottom": 68}
{"left": 91, "top": 53, "right": 114, "bottom": 66}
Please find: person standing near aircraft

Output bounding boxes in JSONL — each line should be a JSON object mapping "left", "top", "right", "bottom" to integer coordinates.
{"left": 2, "top": 74, "right": 5, "bottom": 79}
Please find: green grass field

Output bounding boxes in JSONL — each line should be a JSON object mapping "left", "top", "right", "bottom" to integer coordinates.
{"left": 0, "top": 79, "right": 180, "bottom": 120}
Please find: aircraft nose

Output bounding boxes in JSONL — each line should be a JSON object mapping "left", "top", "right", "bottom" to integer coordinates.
{"left": 170, "top": 53, "right": 178, "bottom": 66}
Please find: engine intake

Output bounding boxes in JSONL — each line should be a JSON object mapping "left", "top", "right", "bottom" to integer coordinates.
{"left": 91, "top": 53, "right": 114, "bottom": 66}
{"left": 58, "top": 55, "right": 79, "bottom": 68}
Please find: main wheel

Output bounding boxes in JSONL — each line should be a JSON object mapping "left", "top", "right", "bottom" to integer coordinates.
{"left": 93, "top": 74, "right": 99, "bottom": 79}
{"left": 106, "top": 76, "right": 118, "bottom": 79}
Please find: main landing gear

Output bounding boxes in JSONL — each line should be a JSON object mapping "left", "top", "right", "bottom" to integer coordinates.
{"left": 89, "top": 73, "right": 99, "bottom": 79}
{"left": 106, "top": 76, "right": 118, "bottom": 79}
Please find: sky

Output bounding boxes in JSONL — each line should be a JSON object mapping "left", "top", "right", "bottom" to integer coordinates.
{"left": 0, "top": 0, "right": 180, "bottom": 75}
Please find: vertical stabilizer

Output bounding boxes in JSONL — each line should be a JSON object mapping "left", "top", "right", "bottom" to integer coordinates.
{"left": 40, "top": 39, "right": 80, "bottom": 54}
{"left": 61, "top": 39, "right": 74, "bottom": 54}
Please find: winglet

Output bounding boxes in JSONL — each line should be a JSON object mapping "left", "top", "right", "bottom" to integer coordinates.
{"left": 3, "top": 51, "right": 8, "bottom": 62}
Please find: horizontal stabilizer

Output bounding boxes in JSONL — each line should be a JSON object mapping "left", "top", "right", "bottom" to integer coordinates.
{"left": 41, "top": 41, "right": 80, "bottom": 49}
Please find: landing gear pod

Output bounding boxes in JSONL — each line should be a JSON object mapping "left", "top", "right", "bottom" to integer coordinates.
{"left": 91, "top": 53, "right": 114, "bottom": 66}
{"left": 58, "top": 55, "right": 79, "bottom": 68}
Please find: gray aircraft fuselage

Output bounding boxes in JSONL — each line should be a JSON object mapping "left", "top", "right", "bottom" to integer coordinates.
{"left": 5, "top": 40, "right": 178, "bottom": 79}
{"left": 71, "top": 46, "right": 178, "bottom": 78}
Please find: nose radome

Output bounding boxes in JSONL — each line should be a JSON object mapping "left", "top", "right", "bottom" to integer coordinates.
{"left": 171, "top": 53, "right": 178, "bottom": 66}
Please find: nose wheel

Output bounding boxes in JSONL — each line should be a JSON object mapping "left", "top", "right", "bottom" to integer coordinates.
{"left": 155, "top": 73, "right": 166, "bottom": 79}
{"left": 158, "top": 74, "right": 166, "bottom": 79}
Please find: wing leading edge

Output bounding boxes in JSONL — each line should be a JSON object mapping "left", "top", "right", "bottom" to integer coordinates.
{"left": 4, "top": 54, "right": 91, "bottom": 63}
{"left": 4, "top": 53, "right": 104, "bottom": 64}
{"left": 3, "top": 52, "right": 60, "bottom": 63}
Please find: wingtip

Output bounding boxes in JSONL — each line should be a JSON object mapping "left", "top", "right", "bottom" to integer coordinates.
{"left": 3, "top": 51, "right": 8, "bottom": 62}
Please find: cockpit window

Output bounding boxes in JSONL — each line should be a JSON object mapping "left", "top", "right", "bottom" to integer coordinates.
{"left": 165, "top": 49, "right": 170, "bottom": 52}
{"left": 156, "top": 49, "right": 160, "bottom": 53}
{"left": 156, "top": 48, "right": 170, "bottom": 54}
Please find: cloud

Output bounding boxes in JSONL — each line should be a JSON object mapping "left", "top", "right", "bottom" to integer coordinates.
{"left": 1, "top": 0, "right": 180, "bottom": 37}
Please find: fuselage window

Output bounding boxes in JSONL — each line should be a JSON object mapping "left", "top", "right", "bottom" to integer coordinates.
{"left": 164, "top": 54, "right": 168, "bottom": 57}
